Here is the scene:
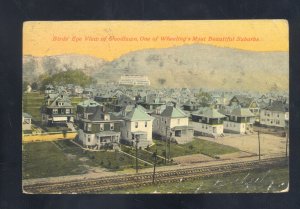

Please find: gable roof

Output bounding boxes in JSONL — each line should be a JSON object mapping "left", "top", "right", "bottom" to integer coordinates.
{"left": 192, "top": 107, "right": 226, "bottom": 119}
{"left": 88, "top": 107, "right": 104, "bottom": 121}
{"left": 230, "top": 95, "right": 255, "bottom": 108}
{"left": 124, "top": 105, "right": 154, "bottom": 121}
{"left": 161, "top": 106, "right": 187, "bottom": 118}
{"left": 49, "top": 94, "right": 73, "bottom": 107}
{"left": 22, "top": 112, "right": 32, "bottom": 118}
{"left": 264, "top": 100, "right": 289, "bottom": 112}
{"left": 231, "top": 107, "right": 254, "bottom": 117}
{"left": 77, "top": 99, "right": 100, "bottom": 107}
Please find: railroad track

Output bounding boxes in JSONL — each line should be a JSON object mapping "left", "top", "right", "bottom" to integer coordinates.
{"left": 23, "top": 157, "right": 288, "bottom": 194}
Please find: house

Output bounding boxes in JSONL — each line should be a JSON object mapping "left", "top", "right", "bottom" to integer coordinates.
{"left": 120, "top": 105, "right": 154, "bottom": 148}
{"left": 260, "top": 100, "right": 289, "bottom": 129}
{"left": 94, "top": 94, "right": 118, "bottom": 105}
{"left": 78, "top": 107, "right": 122, "bottom": 150}
{"left": 228, "top": 95, "right": 260, "bottom": 123}
{"left": 82, "top": 88, "right": 94, "bottom": 98}
{"left": 109, "top": 94, "right": 136, "bottom": 112}
{"left": 44, "top": 84, "right": 55, "bottom": 94}
{"left": 153, "top": 105, "right": 194, "bottom": 144}
{"left": 190, "top": 107, "right": 226, "bottom": 138}
{"left": 221, "top": 107, "right": 255, "bottom": 134}
{"left": 139, "top": 93, "right": 165, "bottom": 111}
{"left": 182, "top": 100, "right": 200, "bottom": 111}
{"left": 73, "top": 85, "right": 84, "bottom": 96}
{"left": 25, "top": 84, "right": 32, "bottom": 93}
{"left": 76, "top": 99, "right": 102, "bottom": 120}
{"left": 22, "top": 113, "right": 32, "bottom": 131}
{"left": 41, "top": 93, "right": 74, "bottom": 126}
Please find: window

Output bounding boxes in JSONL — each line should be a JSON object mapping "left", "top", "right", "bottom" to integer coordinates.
{"left": 87, "top": 136, "right": 90, "bottom": 142}
{"left": 100, "top": 123, "right": 104, "bottom": 131}
{"left": 145, "top": 121, "right": 147, "bottom": 127}
{"left": 53, "top": 109, "right": 58, "bottom": 114}
{"left": 175, "top": 130, "right": 181, "bottom": 137}
{"left": 87, "top": 123, "right": 91, "bottom": 131}
{"left": 135, "top": 122, "right": 138, "bottom": 128}
{"left": 104, "top": 114, "right": 110, "bottom": 121}
{"left": 110, "top": 123, "right": 114, "bottom": 130}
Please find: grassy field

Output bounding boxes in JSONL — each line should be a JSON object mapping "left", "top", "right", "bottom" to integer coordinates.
{"left": 121, "top": 145, "right": 165, "bottom": 165}
{"left": 104, "top": 166, "right": 289, "bottom": 193}
{"left": 23, "top": 92, "right": 44, "bottom": 121}
{"left": 22, "top": 140, "right": 148, "bottom": 179}
{"left": 71, "top": 96, "right": 85, "bottom": 107}
{"left": 22, "top": 140, "right": 84, "bottom": 179}
{"left": 149, "top": 138, "right": 239, "bottom": 159}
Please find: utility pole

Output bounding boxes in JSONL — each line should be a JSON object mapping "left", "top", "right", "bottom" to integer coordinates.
{"left": 165, "top": 126, "right": 168, "bottom": 165}
{"left": 152, "top": 150, "right": 157, "bottom": 183}
{"left": 168, "top": 132, "right": 172, "bottom": 162}
{"left": 133, "top": 134, "right": 140, "bottom": 174}
{"left": 258, "top": 130, "right": 261, "bottom": 161}
{"left": 285, "top": 127, "right": 289, "bottom": 158}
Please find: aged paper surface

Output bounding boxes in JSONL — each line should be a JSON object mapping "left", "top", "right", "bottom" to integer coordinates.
{"left": 22, "top": 20, "right": 289, "bottom": 194}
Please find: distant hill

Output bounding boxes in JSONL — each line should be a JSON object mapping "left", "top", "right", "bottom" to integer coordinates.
{"left": 23, "top": 54, "right": 106, "bottom": 82}
{"left": 94, "top": 44, "right": 288, "bottom": 92}
{"left": 23, "top": 44, "right": 288, "bottom": 92}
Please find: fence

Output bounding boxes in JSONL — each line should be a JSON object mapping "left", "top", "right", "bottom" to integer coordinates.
{"left": 22, "top": 131, "right": 77, "bottom": 143}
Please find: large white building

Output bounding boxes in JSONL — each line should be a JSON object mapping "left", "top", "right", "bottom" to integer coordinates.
{"left": 119, "top": 75, "right": 150, "bottom": 86}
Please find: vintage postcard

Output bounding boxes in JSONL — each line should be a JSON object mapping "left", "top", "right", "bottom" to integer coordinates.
{"left": 22, "top": 20, "right": 289, "bottom": 194}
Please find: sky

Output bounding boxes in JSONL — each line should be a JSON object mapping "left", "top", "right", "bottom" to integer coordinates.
{"left": 23, "top": 20, "right": 288, "bottom": 61}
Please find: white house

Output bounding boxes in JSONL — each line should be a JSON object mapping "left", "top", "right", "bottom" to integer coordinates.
{"left": 44, "top": 84, "right": 55, "bottom": 94}
{"left": 190, "top": 107, "right": 226, "bottom": 138}
{"left": 22, "top": 113, "right": 32, "bottom": 131}
{"left": 221, "top": 106, "right": 255, "bottom": 134}
{"left": 260, "top": 100, "right": 289, "bottom": 128}
{"left": 121, "top": 105, "right": 154, "bottom": 148}
{"left": 153, "top": 105, "right": 194, "bottom": 144}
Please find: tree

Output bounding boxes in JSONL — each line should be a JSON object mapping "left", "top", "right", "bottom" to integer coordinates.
{"left": 158, "top": 78, "right": 166, "bottom": 86}
{"left": 31, "top": 82, "right": 38, "bottom": 90}
{"left": 39, "top": 70, "right": 94, "bottom": 89}
{"left": 195, "top": 89, "right": 212, "bottom": 106}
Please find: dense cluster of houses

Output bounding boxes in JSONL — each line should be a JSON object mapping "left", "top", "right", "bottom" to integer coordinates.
{"left": 23, "top": 83, "right": 289, "bottom": 151}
